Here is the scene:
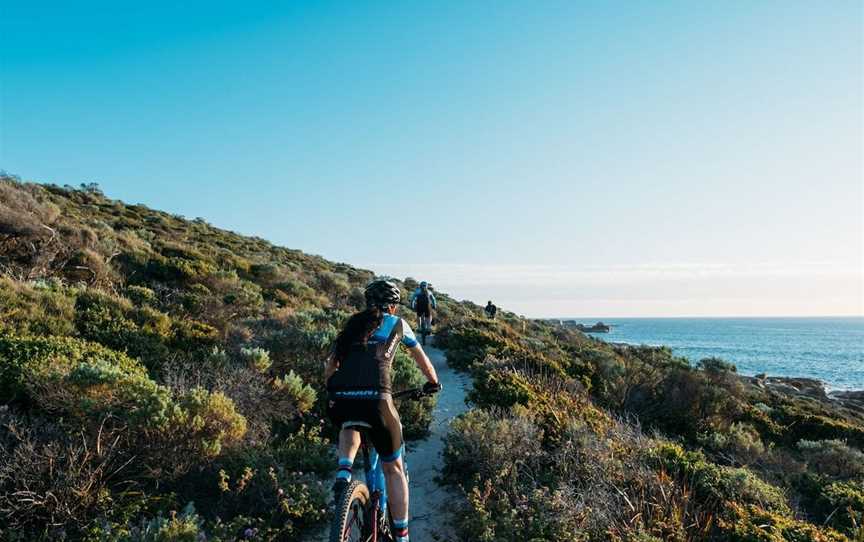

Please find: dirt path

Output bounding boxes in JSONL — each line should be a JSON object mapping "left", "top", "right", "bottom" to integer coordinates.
{"left": 306, "top": 343, "right": 470, "bottom": 542}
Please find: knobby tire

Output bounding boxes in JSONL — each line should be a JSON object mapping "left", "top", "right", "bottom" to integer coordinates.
{"left": 329, "top": 481, "right": 371, "bottom": 542}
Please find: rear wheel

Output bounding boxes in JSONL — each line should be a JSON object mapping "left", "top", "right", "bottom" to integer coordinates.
{"left": 329, "top": 481, "right": 370, "bottom": 542}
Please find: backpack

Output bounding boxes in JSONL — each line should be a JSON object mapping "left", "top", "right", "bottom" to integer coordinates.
{"left": 415, "top": 291, "right": 431, "bottom": 312}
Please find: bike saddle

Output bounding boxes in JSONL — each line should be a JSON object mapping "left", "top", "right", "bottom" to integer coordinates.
{"left": 342, "top": 421, "right": 373, "bottom": 429}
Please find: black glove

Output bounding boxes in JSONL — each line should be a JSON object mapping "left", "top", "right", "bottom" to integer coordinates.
{"left": 423, "top": 381, "right": 442, "bottom": 394}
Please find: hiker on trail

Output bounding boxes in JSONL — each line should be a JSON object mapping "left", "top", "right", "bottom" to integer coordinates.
{"left": 324, "top": 279, "right": 441, "bottom": 542}
{"left": 485, "top": 300, "right": 497, "bottom": 319}
{"left": 410, "top": 281, "right": 437, "bottom": 333}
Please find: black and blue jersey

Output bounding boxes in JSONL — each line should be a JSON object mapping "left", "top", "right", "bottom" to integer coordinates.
{"left": 326, "top": 313, "right": 418, "bottom": 397}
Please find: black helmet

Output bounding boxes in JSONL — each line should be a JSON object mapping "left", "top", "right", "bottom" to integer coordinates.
{"left": 365, "top": 280, "right": 401, "bottom": 308}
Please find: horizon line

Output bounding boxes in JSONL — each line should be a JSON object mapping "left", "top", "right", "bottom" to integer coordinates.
{"left": 533, "top": 314, "right": 864, "bottom": 320}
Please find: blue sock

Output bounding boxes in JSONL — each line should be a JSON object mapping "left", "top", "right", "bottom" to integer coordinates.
{"left": 336, "top": 457, "right": 352, "bottom": 482}
{"left": 393, "top": 517, "right": 409, "bottom": 542}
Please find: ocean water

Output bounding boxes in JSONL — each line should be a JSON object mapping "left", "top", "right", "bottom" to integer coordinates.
{"left": 572, "top": 317, "right": 864, "bottom": 391}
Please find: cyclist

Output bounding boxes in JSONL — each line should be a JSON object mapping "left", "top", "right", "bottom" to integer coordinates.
{"left": 409, "top": 281, "right": 437, "bottom": 334}
{"left": 324, "top": 279, "right": 441, "bottom": 542}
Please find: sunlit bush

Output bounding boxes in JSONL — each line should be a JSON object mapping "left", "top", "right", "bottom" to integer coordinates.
{"left": 240, "top": 346, "right": 272, "bottom": 373}
{"left": 0, "top": 334, "right": 144, "bottom": 401}
{"left": 798, "top": 439, "right": 864, "bottom": 480}
{"left": 0, "top": 277, "right": 76, "bottom": 336}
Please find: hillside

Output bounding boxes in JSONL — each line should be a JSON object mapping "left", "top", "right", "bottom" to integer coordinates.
{"left": 2, "top": 174, "right": 864, "bottom": 541}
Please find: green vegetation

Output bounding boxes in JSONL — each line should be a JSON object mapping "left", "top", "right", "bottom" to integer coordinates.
{"left": 438, "top": 316, "right": 864, "bottom": 541}
{"left": 2, "top": 174, "right": 862, "bottom": 541}
{"left": 0, "top": 175, "right": 464, "bottom": 541}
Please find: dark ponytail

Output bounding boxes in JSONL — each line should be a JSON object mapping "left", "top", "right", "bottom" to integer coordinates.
{"left": 332, "top": 307, "right": 385, "bottom": 364}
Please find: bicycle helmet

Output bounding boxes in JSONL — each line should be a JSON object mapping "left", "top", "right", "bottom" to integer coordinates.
{"left": 365, "top": 279, "right": 401, "bottom": 308}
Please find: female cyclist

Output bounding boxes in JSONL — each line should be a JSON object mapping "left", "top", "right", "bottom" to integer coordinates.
{"left": 324, "top": 279, "right": 441, "bottom": 542}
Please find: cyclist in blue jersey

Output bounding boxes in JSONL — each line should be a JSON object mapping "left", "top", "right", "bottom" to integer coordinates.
{"left": 324, "top": 280, "right": 441, "bottom": 542}
{"left": 409, "top": 281, "right": 436, "bottom": 333}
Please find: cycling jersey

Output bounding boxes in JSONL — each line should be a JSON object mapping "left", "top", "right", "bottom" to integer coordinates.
{"left": 326, "top": 313, "right": 418, "bottom": 461}
{"left": 326, "top": 313, "right": 418, "bottom": 396}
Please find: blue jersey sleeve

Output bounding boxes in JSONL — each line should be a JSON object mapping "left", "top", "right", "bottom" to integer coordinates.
{"left": 401, "top": 318, "right": 419, "bottom": 348}
{"left": 429, "top": 293, "right": 437, "bottom": 308}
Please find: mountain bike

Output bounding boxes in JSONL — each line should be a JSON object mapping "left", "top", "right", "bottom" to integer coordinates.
{"left": 329, "top": 387, "right": 435, "bottom": 542}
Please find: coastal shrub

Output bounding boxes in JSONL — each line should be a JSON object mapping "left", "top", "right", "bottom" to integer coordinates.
{"left": 443, "top": 408, "right": 583, "bottom": 542}
{"left": 170, "top": 318, "right": 220, "bottom": 352}
{"left": 126, "top": 285, "right": 157, "bottom": 306}
{"left": 469, "top": 365, "right": 536, "bottom": 410}
{"left": 717, "top": 502, "right": 849, "bottom": 542}
{"left": 239, "top": 347, "right": 272, "bottom": 373}
{"left": 31, "top": 357, "right": 174, "bottom": 429}
{"left": 773, "top": 402, "right": 864, "bottom": 449}
{"left": 645, "top": 442, "right": 790, "bottom": 516}
{"left": 168, "top": 388, "right": 248, "bottom": 461}
{"left": 798, "top": 439, "right": 864, "bottom": 480}
{"left": 162, "top": 354, "right": 313, "bottom": 445}
{"left": 269, "top": 370, "right": 317, "bottom": 420}
{"left": 443, "top": 402, "right": 710, "bottom": 540}
{"left": 698, "top": 356, "right": 738, "bottom": 374}
{"left": 122, "top": 502, "right": 203, "bottom": 542}
{"left": 0, "top": 277, "right": 76, "bottom": 337}
{"left": 201, "top": 452, "right": 329, "bottom": 538}
{"left": 316, "top": 271, "right": 351, "bottom": 302}
{"left": 820, "top": 481, "right": 864, "bottom": 534}
{"left": 0, "top": 413, "right": 148, "bottom": 539}
{"left": 63, "top": 248, "right": 114, "bottom": 285}
{"left": 0, "top": 334, "right": 247, "bottom": 480}
{"left": 74, "top": 290, "right": 172, "bottom": 367}
{"left": 0, "top": 334, "right": 144, "bottom": 401}
{"left": 701, "top": 422, "right": 767, "bottom": 466}
{"left": 145, "top": 255, "right": 217, "bottom": 283}
{"left": 434, "top": 318, "right": 518, "bottom": 370}
{"left": 392, "top": 350, "right": 435, "bottom": 438}
{"left": 0, "top": 176, "right": 61, "bottom": 239}
{"left": 257, "top": 309, "right": 340, "bottom": 381}
{"left": 637, "top": 364, "right": 747, "bottom": 441}
{"left": 444, "top": 408, "right": 542, "bottom": 483}
{"left": 457, "top": 481, "right": 582, "bottom": 542}
{"left": 273, "top": 423, "right": 334, "bottom": 476}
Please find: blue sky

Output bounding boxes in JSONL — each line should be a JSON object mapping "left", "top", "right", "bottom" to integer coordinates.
{"left": 1, "top": 1, "right": 861, "bottom": 317}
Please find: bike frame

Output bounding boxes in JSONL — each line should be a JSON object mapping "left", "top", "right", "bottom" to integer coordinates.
{"left": 361, "top": 435, "right": 390, "bottom": 514}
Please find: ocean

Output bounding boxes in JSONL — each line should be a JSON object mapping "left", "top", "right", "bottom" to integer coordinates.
{"left": 572, "top": 317, "right": 864, "bottom": 391}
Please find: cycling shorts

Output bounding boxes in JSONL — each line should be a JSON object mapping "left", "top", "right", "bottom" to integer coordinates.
{"left": 327, "top": 395, "right": 404, "bottom": 462}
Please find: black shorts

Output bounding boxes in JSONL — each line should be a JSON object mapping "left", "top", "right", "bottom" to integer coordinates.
{"left": 416, "top": 309, "right": 431, "bottom": 318}
{"left": 327, "top": 396, "right": 403, "bottom": 462}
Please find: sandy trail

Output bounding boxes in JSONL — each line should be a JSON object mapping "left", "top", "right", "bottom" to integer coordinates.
{"left": 307, "top": 343, "right": 470, "bottom": 542}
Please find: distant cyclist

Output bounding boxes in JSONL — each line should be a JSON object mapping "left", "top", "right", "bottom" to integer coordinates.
{"left": 410, "top": 281, "right": 437, "bottom": 333}
{"left": 485, "top": 300, "right": 497, "bottom": 319}
{"left": 324, "top": 280, "right": 441, "bottom": 542}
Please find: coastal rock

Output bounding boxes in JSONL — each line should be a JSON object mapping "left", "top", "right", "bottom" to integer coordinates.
{"left": 753, "top": 375, "right": 864, "bottom": 413}
{"left": 829, "top": 390, "right": 864, "bottom": 413}
{"left": 832, "top": 390, "right": 864, "bottom": 402}
{"left": 763, "top": 377, "right": 828, "bottom": 401}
